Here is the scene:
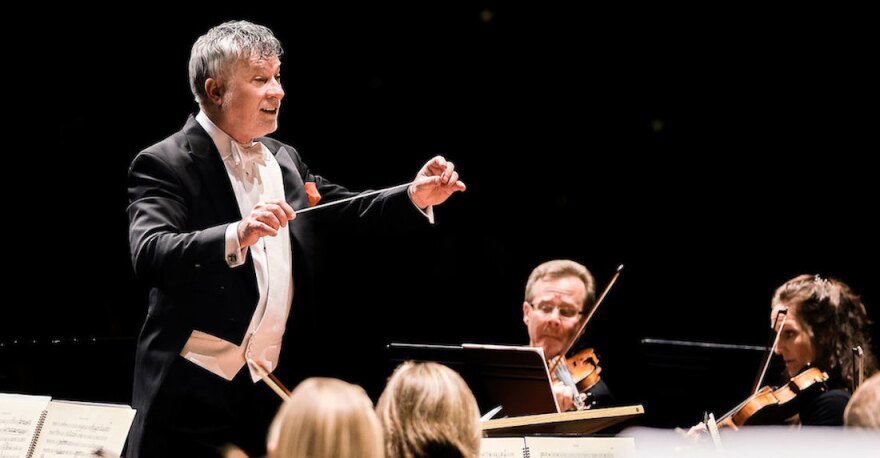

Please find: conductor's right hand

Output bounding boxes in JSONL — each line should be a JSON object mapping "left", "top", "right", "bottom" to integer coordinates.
{"left": 238, "top": 199, "right": 296, "bottom": 248}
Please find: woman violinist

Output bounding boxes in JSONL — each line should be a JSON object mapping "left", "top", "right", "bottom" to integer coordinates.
{"left": 522, "top": 260, "right": 615, "bottom": 411}
{"left": 768, "top": 274, "right": 877, "bottom": 425}
{"left": 690, "top": 274, "right": 877, "bottom": 435}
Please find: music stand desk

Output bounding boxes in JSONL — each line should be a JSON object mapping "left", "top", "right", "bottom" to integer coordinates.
{"left": 387, "top": 343, "right": 558, "bottom": 418}
{"left": 482, "top": 404, "right": 645, "bottom": 436}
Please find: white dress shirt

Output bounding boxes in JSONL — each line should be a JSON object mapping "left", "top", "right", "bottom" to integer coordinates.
{"left": 179, "top": 111, "right": 293, "bottom": 382}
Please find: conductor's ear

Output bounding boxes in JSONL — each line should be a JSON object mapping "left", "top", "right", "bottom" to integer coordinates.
{"left": 205, "top": 78, "right": 223, "bottom": 106}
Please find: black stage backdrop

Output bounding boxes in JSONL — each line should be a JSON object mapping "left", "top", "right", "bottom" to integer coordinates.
{"left": 2, "top": 5, "right": 877, "bottom": 428}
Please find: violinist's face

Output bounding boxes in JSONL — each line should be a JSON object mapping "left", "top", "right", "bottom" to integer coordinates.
{"left": 523, "top": 276, "right": 586, "bottom": 359}
{"left": 772, "top": 304, "right": 816, "bottom": 377}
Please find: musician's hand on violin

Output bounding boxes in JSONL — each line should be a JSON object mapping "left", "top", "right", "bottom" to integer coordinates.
{"left": 684, "top": 417, "right": 737, "bottom": 440}
{"left": 676, "top": 422, "right": 713, "bottom": 442}
{"left": 685, "top": 422, "right": 707, "bottom": 438}
{"left": 553, "top": 383, "right": 576, "bottom": 411}
{"left": 673, "top": 425, "right": 700, "bottom": 442}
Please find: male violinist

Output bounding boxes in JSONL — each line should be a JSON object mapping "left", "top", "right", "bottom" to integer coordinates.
{"left": 522, "top": 259, "right": 615, "bottom": 411}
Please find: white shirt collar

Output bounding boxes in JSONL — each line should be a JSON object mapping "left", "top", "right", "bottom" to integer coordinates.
{"left": 195, "top": 110, "right": 240, "bottom": 163}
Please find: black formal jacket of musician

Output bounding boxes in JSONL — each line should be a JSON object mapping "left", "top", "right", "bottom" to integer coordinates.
{"left": 585, "top": 378, "right": 615, "bottom": 409}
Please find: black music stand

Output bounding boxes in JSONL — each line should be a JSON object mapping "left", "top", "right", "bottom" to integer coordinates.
{"left": 640, "top": 338, "right": 767, "bottom": 427}
{"left": 386, "top": 343, "right": 559, "bottom": 417}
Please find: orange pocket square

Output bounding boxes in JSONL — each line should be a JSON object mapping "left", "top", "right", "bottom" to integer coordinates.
{"left": 304, "top": 182, "right": 321, "bottom": 207}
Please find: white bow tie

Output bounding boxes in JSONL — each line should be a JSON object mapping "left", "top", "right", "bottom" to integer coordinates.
{"left": 232, "top": 141, "right": 266, "bottom": 168}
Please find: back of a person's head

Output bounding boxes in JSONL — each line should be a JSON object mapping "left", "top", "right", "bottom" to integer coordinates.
{"left": 377, "top": 361, "right": 481, "bottom": 458}
{"left": 267, "top": 377, "right": 384, "bottom": 458}
{"left": 845, "top": 372, "right": 880, "bottom": 428}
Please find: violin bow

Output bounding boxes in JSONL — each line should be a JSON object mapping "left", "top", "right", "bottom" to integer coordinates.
{"left": 548, "top": 264, "right": 623, "bottom": 375}
{"left": 751, "top": 309, "right": 788, "bottom": 395}
{"left": 717, "top": 309, "right": 790, "bottom": 423}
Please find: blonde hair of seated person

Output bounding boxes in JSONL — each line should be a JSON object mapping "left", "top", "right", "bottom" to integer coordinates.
{"left": 267, "top": 377, "right": 384, "bottom": 458}
{"left": 844, "top": 372, "right": 880, "bottom": 428}
{"left": 377, "top": 361, "right": 482, "bottom": 458}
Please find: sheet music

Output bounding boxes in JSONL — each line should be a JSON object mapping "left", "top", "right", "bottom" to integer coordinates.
{"left": 29, "top": 400, "right": 135, "bottom": 458}
{"left": 481, "top": 405, "right": 504, "bottom": 422}
{"left": 706, "top": 413, "right": 723, "bottom": 451}
{"left": 0, "top": 393, "right": 51, "bottom": 458}
{"left": 480, "top": 437, "right": 526, "bottom": 458}
{"left": 525, "top": 436, "right": 636, "bottom": 458}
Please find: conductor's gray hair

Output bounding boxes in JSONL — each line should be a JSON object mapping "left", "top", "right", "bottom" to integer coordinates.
{"left": 188, "top": 20, "right": 283, "bottom": 104}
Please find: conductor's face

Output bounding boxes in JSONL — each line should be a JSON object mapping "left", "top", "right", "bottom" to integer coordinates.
{"left": 522, "top": 275, "right": 586, "bottom": 359}
{"left": 214, "top": 54, "right": 285, "bottom": 143}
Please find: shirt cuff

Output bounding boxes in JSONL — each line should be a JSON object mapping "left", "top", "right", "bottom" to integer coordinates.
{"left": 407, "top": 187, "right": 435, "bottom": 224}
{"left": 225, "top": 222, "right": 248, "bottom": 267}
{"left": 417, "top": 204, "right": 435, "bottom": 224}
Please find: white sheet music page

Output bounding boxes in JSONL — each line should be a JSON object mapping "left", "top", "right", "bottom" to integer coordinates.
{"left": 480, "top": 437, "right": 526, "bottom": 458}
{"left": 706, "top": 412, "right": 723, "bottom": 451}
{"left": 525, "top": 436, "right": 636, "bottom": 458}
{"left": 29, "top": 400, "right": 135, "bottom": 458}
{"left": 0, "top": 393, "right": 51, "bottom": 458}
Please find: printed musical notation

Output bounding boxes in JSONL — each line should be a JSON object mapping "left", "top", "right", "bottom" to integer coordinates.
{"left": 0, "top": 393, "right": 134, "bottom": 458}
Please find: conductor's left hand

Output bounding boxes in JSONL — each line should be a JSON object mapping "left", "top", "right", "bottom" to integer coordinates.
{"left": 408, "top": 155, "right": 466, "bottom": 209}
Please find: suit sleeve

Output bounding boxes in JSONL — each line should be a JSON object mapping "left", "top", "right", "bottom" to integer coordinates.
{"left": 127, "top": 151, "right": 228, "bottom": 290}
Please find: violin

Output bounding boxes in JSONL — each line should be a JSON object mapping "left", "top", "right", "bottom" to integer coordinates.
{"left": 550, "top": 347, "right": 602, "bottom": 393}
{"left": 696, "top": 309, "right": 828, "bottom": 431}
{"left": 716, "top": 367, "right": 829, "bottom": 428}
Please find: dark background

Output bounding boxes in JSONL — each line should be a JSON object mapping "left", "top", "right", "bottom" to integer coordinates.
{"left": 2, "top": 5, "right": 877, "bottom": 428}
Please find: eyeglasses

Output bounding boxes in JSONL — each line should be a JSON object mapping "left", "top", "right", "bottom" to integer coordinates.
{"left": 527, "top": 301, "right": 583, "bottom": 319}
